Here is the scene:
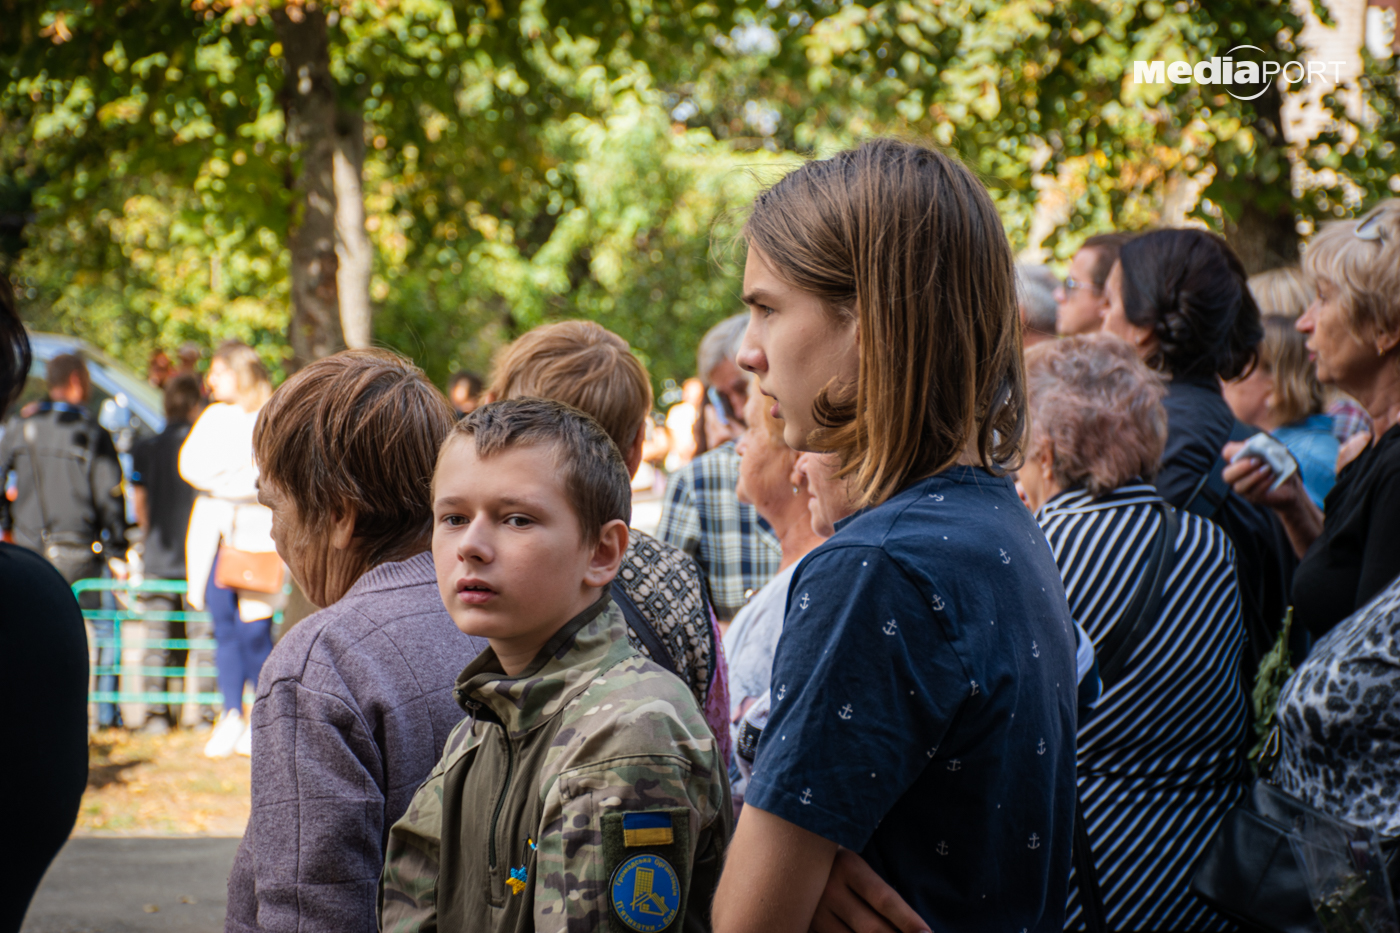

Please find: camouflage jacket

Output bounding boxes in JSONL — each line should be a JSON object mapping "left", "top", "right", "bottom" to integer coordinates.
{"left": 379, "top": 596, "right": 732, "bottom": 933}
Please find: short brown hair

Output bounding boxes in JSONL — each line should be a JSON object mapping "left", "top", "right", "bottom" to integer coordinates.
{"left": 1026, "top": 334, "right": 1168, "bottom": 498}
{"left": 252, "top": 349, "right": 456, "bottom": 566}
{"left": 1259, "top": 315, "right": 1325, "bottom": 425}
{"left": 489, "top": 320, "right": 652, "bottom": 455}
{"left": 744, "top": 138, "right": 1025, "bottom": 507}
{"left": 1302, "top": 199, "right": 1400, "bottom": 341}
{"left": 46, "top": 353, "right": 89, "bottom": 392}
{"left": 441, "top": 397, "right": 631, "bottom": 545}
{"left": 1081, "top": 233, "right": 1130, "bottom": 289}
{"left": 163, "top": 373, "right": 204, "bottom": 424}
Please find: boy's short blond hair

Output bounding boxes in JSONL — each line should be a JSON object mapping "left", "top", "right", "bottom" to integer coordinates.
{"left": 1303, "top": 199, "right": 1400, "bottom": 340}
{"left": 1248, "top": 266, "right": 1314, "bottom": 320}
{"left": 489, "top": 321, "right": 653, "bottom": 457}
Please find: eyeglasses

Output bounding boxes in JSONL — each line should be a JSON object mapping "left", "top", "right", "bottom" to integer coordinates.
{"left": 1060, "top": 276, "right": 1100, "bottom": 294}
{"left": 1355, "top": 214, "right": 1388, "bottom": 243}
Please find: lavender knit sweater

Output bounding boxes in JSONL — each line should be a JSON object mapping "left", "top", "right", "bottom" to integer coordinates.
{"left": 225, "top": 552, "right": 486, "bottom": 933}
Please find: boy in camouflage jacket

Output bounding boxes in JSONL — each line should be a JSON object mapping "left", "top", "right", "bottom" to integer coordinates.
{"left": 380, "top": 399, "right": 731, "bottom": 933}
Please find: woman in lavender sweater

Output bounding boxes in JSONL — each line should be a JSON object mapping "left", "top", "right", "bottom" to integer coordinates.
{"left": 225, "top": 350, "right": 488, "bottom": 933}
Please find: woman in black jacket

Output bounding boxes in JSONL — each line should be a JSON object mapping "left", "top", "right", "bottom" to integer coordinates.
{"left": 1102, "top": 229, "right": 1295, "bottom": 672}
{"left": 0, "top": 279, "right": 89, "bottom": 933}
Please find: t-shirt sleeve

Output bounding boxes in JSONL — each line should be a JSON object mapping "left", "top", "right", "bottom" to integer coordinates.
{"left": 745, "top": 546, "right": 970, "bottom": 851}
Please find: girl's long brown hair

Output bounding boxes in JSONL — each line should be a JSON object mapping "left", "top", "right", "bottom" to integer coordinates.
{"left": 743, "top": 139, "right": 1025, "bottom": 508}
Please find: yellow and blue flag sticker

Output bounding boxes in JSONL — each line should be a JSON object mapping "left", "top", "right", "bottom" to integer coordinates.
{"left": 610, "top": 853, "right": 681, "bottom": 932}
{"left": 622, "top": 812, "right": 675, "bottom": 848}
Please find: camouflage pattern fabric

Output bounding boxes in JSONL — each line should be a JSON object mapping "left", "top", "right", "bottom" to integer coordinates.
{"left": 379, "top": 597, "right": 732, "bottom": 933}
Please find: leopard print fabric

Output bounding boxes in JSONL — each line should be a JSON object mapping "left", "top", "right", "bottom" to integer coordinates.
{"left": 1276, "top": 574, "right": 1400, "bottom": 838}
{"left": 615, "top": 530, "right": 716, "bottom": 710}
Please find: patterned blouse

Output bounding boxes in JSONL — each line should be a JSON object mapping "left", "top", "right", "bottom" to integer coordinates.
{"left": 1276, "top": 574, "right": 1400, "bottom": 838}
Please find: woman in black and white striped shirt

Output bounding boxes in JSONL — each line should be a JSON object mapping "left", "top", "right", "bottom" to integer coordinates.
{"left": 1021, "top": 335, "right": 1250, "bottom": 932}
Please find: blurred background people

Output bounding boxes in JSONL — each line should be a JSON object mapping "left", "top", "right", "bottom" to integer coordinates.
{"left": 1016, "top": 263, "right": 1060, "bottom": 349}
{"left": 227, "top": 350, "right": 488, "bottom": 933}
{"left": 664, "top": 376, "right": 705, "bottom": 470}
{"left": 1225, "top": 199, "right": 1400, "bottom": 650}
{"left": 446, "top": 369, "right": 484, "bottom": 417}
{"left": 1104, "top": 228, "right": 1293, "bottom": 679}
{"left": 1055, "top": 232, "right": 1129, "bottom": 336}
{"left": 179, "top": 340, "right": 279, "bottom": 759}
{"left": 1023, "top": 335, "right": 1247, "bottom": 932}
{"left": 1248, "top": 265, "right": 1373, "bottom": 446}
{"left": 659, "top": 314, "right": 781, "bottom": 622}
{"left": 146, "top": 348, "right": 175, "bottom": 389}
{"left": 489, "top": 320, "right": 729, "bottom": 746}
{"left": 725, "top": 383, "right": 824, "bottom": 791}
{"left": 0, "top": 351, "right": 127, "bottom": 586}
{"left": 129, "top": 373, "right": 206, "bottom": 733}
{"left": 1223, "top": 315, "right": 1338, "bottom": 507}
{"left": 0, "top": 278, "right": 89, "bottom": 933}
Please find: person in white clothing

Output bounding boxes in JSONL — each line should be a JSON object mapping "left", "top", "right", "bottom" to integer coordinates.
{"left": 178, "top": 342, "right": 283, "bottom": 758}
{"left": 725, "top": 384, "right": 827, "bottom": 808}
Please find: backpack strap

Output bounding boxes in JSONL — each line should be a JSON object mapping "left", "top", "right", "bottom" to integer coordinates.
{"left": 1181, "top": 419, "right": 1254, "bottom": 519}
{"left": 609, "top": 579, "right": 679, "bottom": 676}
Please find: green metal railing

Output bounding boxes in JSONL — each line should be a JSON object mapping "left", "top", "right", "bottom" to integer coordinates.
{"left": 76, "top": 577, "right": 282, "bottom": 719}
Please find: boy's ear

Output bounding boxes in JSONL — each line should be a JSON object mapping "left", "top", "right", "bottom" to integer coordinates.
{"left": 583, "top": 518, "right": 630, "bottom": 589}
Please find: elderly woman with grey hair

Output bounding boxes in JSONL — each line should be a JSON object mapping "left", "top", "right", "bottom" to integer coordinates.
{"left": 1022, "top": 334, "right": 1249, "bottom": 932}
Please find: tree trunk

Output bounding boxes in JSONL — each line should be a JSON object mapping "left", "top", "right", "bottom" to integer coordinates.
{"left": 1222, "top": 83, "right": 1301, "bottom": 274}
{"left": 333, "top": 111, "right": 373, "bottom": 349}
{"left": 275, "top": 5, "right": 343, "bottom": 370}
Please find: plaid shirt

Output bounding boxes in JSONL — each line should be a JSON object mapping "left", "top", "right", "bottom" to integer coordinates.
{"left": 657, "top": 442, "right": 782, "bottom": 621}
{"left": 1327, "top": 397, "right": 1373, "bottom": 443}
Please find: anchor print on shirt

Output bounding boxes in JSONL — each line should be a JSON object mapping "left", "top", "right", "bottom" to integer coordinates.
{"left": 775, "top": 684, "right": 787, "bottom": 702}
{"left": 800, "top": 788, "right": 813, "bottom": 805}
{"left": 936, "top": 840, "right": 949, "bottom": 856}
{"left": 930, "top": 594, "right": 945, "bottom": 611}
{"left": 838, "top": 703, "right": 853, "bottom": 720}
{"left": 883, "top": 619, "right": 898, "bottom": 635}
{"left": 929, "top": 493, "right": 945, "bottom": 502}
{"left": 947, "top": 759, "right": 962, "bottom": 772}
{"left": 969, "top": 681, "right": 980, "bottom": 696}
{"left": 798, "top": 592, "right": 811, "bottom": 610}
{"left": 1028, "top": 833, "right": 1041, "bottom": 850}
{"left": 1032, "top": 641, "right": 1040, "bottom": 658}
{"left": 1037, "top": 738, "right": 1047, "bottom": 756}
{"left": 999, "top": 548, "right": 1011, "bottom": 565}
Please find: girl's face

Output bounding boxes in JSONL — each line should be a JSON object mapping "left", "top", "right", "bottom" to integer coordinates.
{"left": 206, "top": 357, "right": 239, "bottom": 404}
{"left": 1100, "top": 262, "right": 1157, "bottom": 362}
{"left": 736, "top": 246, "right": 860, "bottom": 452}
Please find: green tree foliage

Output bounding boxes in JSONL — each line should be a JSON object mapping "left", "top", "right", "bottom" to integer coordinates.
{"left": 3, "top": 0, "right": 1398, "bottom": 392}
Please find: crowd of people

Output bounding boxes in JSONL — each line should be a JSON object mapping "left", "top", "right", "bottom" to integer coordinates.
{"left": 2, "top": 136, "right": 1399, "bottom": 933}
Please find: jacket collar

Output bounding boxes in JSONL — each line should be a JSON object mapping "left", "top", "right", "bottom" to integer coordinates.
{"left": 452, "top": 595, "right": 633, "bottom": 738}
{"left": 1037, "top": 480, "right": 1162, "bottom": 517}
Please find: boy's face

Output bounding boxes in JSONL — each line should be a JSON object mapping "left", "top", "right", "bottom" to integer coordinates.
{"left": 432, "top": 437, "right": 619, "bottom": 666}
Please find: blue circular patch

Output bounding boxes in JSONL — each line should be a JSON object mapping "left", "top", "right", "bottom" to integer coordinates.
{"left": 610, "top": 852, "right": 681, "bottom": 932}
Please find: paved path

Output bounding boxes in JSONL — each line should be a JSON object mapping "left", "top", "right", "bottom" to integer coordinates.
{"left": 23, "top": 838, "right": 239, "bottom": 933}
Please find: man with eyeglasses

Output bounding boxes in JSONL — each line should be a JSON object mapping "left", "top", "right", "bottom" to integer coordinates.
{"left": 1054, "top": 232, "right": 1130, "bottom": 335}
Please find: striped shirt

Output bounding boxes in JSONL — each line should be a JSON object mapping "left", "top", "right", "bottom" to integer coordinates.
{"left": 1038, "top": 483, "right": 1249, "bottom": 932}
{"left": 657, "top": 442, "right": 781, "bottom": 621}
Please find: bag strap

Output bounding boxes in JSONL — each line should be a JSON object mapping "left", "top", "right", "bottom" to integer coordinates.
{"left": 1181, "top": 419, "right": 1254, "bottom": 519}
{"left": 1095, "top": 502, "right": 1180, "bottom": 689}
{"left": 609, "top": 580, "right": 679, "bottom": 676}
{"left": 1074, "top": 792, "right": 1109, "bottom": 933}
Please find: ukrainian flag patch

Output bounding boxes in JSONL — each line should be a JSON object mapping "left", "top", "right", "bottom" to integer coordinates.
{"left": 622, "top": 811, "right": 674, "bottom": 847}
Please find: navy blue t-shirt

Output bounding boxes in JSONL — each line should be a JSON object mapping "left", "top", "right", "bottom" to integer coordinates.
{"left": 745, "top": 468, "right": 1078, "bottom": 931}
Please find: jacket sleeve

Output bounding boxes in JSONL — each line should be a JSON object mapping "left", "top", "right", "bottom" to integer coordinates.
{"left": 89, "top": 424, "right": 127, "bottom": 549}
{"left": 380, "top": 719, "right": 477, "bottom": 933}
{"left": 533, "top": 693, "right": 732, "bottom": 933}
{"left": 230, "top": 675, "right": 389, "bottom": 933}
